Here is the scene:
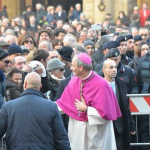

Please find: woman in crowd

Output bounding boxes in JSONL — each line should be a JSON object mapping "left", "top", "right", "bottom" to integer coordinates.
{"left": 52, "top": 39, "right": 63, "bottom": 50}
{"left": 20, "top": 34, "right": 37, "bottom": 62}
{"left": 47, "top": 58, "right": 65, "bottom": 101}
{"left": 6, "top": 67, "right": 22, "bottom": 100}
{"left": 20, "top": 18, "right": 28, "bottom": 29}
{"left": 117, "top": 11, "right": 130, "bottom": 26}
{"left": 10, "top": 19, "right": 20, "bottom": 34}
{"left": 0, "top": 26, "right": 6, "bottom": 36}
{"left": 76, "top": 22, "right": 84, "bottom": 33}
{"left": 128, "top": 41, "right": 149, "bottom": 75}
{"left": 68, "top": 5, "right": 74, "bottom": 23}
{"left": 46, "top": 6, "right": 54, "bottom": 25}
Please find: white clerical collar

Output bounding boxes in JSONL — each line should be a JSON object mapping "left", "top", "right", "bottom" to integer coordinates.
{"left": 58, "top": 12, "right": 62, "bottom": 16}
{"left": 82, "top": 71, "right": 92, "bottom": 80}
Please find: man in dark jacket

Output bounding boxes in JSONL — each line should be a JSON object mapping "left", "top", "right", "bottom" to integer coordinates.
{"left": 0, "top": 48, "right": 10, "bottom": 109}
{"left": 70, "top": 3, "right": 82, "bottom": 21}
{"left": 0, "top": 48, "right": 9, "bottom": 150}
{"left": 0, "top": 72, "right": 71, "bottom": 150}
{"left": 55, "top": 76, "right": 71, "bottom": 131}
{"left": 136, "top": 51, "right": 150, "bottom": 150}
{"left": 116, "top": 36, "right": 132, "bottom": 65}
{"left": 54, "top": 5, "right": 67, "bottom": 23}
{"left": 98, "top": 48, "right": 139, "bottom": 94}
{"left": 35, "top": 3, "right": 45, "bottom": 23}
{"left": 102, "top": 59, "right": 135, "bottom": 150}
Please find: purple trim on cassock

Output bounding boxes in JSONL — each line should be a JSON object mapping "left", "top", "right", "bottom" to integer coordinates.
{"left": 57, "top": 71, "right": 122, "bottom": 121}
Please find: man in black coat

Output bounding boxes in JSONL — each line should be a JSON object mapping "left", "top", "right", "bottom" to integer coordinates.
{"left": 102, "top": 59, "right": 135, "bottom": 150}
{"left": 54, "top": 5, "right": 67, "bottom": 23}
{"left": 136, "top": 51, "right": 150, "bottom": 150}
{"left": 0, "top": 48, "right": 9, "bottom": 150}
{"left": 116, "top": 36, "right": 132, "bottom": 65}
{"left": 54, "top": 76, "right": 71, "bottom": 131}
{"left": 98, "top": 48, "right": 139, "bottom": 94}
{"left": 28, "top": 15, "right": 38, "bottom": 32}
{"left": 55, "top": 76, "right": 71, "bottom": 101}
{"left": 0, "top": 72, "right": 71, "bottom": 150}
{"left": 35, "top": 3, "right": 45, "bottom": 23}
{"left": 0, "top": 48, "right": 9, "bottom": 109}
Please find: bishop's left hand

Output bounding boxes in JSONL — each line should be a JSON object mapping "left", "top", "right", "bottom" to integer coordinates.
{"left": 74, "top": 98, "right": 87, "bottom": 112}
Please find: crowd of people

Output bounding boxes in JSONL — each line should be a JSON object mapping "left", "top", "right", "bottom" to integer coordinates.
{"left": 0, "top": 2, "right": 150, "bottom": 150}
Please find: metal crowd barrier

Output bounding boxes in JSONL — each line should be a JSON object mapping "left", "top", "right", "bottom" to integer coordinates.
{"left": 1, "top": 137, "right": 4, "bottom": 150}
{"left": 0, "top": 134, "right": 6, "bottom": 150}
{"left": 127, "top": 94, "right": 150, "bottom": 147}
{"left": 1, "top": 94, "right": 150, "bottom": 149}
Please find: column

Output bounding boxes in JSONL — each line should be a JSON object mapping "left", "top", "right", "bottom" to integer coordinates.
{"left": 83, "top": 0, "right": 94, "bottom": 22}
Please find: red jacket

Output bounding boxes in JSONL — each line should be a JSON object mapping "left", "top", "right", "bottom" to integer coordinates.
{"left": 139, "top": 9, "right": 150, "bottom": 26}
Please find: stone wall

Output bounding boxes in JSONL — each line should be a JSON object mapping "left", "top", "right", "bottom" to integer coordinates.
{"left": 83, "top": 0, "right": 137, "bottom": 23}
{"left": 3, "top": 0, "right": 21, "bottom": 19}
{"left": 82, "top": 0, "right": 94, "bottom": 22}
{"left": 3, "top": 0, "right": 138, "bottom": 23}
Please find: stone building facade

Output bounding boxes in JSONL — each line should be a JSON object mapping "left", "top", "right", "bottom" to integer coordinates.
{"left": 0, "top": 0, "right": 150, "bottom": 23}
{"left": 83, "top": 0, "right": 147, "bottom": 23}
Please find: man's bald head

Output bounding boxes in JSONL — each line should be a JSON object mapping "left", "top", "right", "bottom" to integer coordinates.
{"left": 24, "top": 72, "right": 42, "bottom": 90}
{"left": 103, "top": 59, "right": 116, "bottom": 69}
{"left": 103, "top": 59, "right": 117, "bottom": 82}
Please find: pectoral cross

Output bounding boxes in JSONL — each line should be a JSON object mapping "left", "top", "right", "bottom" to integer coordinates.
{"left": 78, "top": 83, "right": 84, "bottom": 117}
{"left": 78, "top": 111, "right": 81, "bottom": 117}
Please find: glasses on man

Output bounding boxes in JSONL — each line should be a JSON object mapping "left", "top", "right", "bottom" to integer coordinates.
{"left": 4, "top": 60, "right": 10, "bottom": 64}
{"left": 1, "top": 47, "right": 9, "bottom": 51}
{"left": 59, "top": 68, "right": 65, "bottom": 72}
{"left": 24, "top": 40, "right": 34, "bottom": 44}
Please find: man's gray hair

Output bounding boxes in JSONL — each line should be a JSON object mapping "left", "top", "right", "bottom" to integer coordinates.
{"left": 99, "top": 35, "right": 112, "bottom": 47}
{"left": 39, "top": 40, "right": 52, "bottom": 51}
{"left": 56, "top": 5, "right": 63, "bottom": 10}
{"left": 74, "top": 55, "right": 92, "bottom": 71}
{"left": 2, "top": 18, "right": 9, "bottom": 24}
{"left": 63, "top": 24, "right": 70, "bottom": 31}
{"left": 36, "top": 3, "right": 42, "bottom": 9}
{"left": 75, "top": 3, "right": 81, "bottom": 8}
{"left": 47, "top": 41, "right": 52, "bottom": 50}
{"left": 5, "top": 29, "right": 15, "bottom": 35}
{"left": 63, "top": 34, "right": 77, "bottom": 47}
{"left": 73, "top": 44, "right": 87, "bottom": 55}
